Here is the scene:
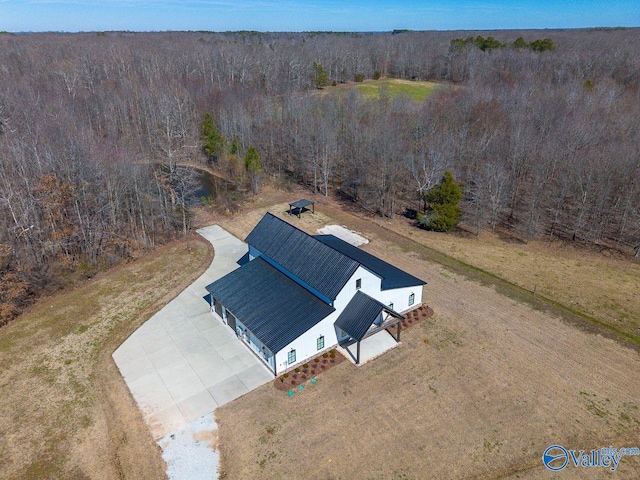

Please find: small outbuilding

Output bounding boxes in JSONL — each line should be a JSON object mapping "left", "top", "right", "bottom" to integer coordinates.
{"left": 288, "top": 199, "right": 315, "bottom": 218}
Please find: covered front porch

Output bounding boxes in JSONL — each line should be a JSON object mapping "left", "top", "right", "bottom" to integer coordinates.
{"left": 335, "top": 290, "right": 403, "bottom": 365}
{"left": 338, "top": 329, "right": 400, "bottom": 365}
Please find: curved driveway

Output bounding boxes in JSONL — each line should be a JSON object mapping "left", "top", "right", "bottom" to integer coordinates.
{"left": 113, "top": 226, "right": 273, "bottom": 440}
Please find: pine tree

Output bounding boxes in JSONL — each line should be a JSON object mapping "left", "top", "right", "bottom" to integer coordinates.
{"left": 200, "top": 113, "right": 225, "bottom": 162}
{"left": 417, "top": 170, "right": 463, "bottom": 232}
{"left": 244, "top": 146, "right": 262, "bottom": 194}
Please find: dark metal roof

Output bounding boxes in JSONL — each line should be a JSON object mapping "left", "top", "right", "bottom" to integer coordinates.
{"left": 245, "top": 213, "right": 359, "bottom": 301}
{"left": 334, "top": 291, "right": 402, "bottom": 342}
{"left": 289, "top": 199, "right": 315, "bottom": 209}
{"left": 205, "top": 257, "right": 335, "bottom": 353}
{"left": 314, "top": 235, "right": 426, "bottom": 290}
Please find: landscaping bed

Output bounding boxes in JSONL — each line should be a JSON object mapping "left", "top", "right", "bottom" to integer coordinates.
{"left": 400, "top": 304, "right": 434, "bottom": 330}
{"left": 274, "top": 349, "right": 345, "bottom": 391}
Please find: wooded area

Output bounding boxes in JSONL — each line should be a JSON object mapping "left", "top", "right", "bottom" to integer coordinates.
{"left": 1, "top": 29, "right": 639, "bottom": 324}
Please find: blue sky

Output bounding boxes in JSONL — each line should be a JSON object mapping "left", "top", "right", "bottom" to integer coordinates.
{"left": 2, "top": 0, "right": 639, "bottom": 32}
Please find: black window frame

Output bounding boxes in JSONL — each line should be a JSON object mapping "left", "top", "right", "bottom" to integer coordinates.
{"left": 356, "top": 278, "right": 362, "bottom": 289}
{"left": 288, "top": 349, "right": 296, "bottom": 364}
{"left": 409, "top": 293, "right": 415, "bottom": 306}
{"left": 317, "top": 335, "right": 325, "bottom": 350}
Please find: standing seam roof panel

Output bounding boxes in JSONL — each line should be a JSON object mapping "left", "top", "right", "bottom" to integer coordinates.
{"left": 245, "top": 213, "right": 360, "bottom": 300}
{"left": 314, "top": 234, "right": 426, "bottom": 290}
{"left": 334, "top": 291, "right": 402, "bottom": 342}
{"left": 205, "top": 257, "right": 335, "bottom": 353}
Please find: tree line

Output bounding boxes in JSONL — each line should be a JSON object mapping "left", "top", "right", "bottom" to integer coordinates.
{"left": 1, "top": 28, "right": 639, "bottom": 325}
{"left": 450, "top": 35, "right": 556, "bottom": 52}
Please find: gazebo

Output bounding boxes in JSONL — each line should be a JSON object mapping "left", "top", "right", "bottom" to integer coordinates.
{"left": 288, "top": 199, "right": 315, "bottom": 218}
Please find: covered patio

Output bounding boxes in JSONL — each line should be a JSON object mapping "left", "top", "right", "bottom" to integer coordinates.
{"left": 335, "top": 291, "right": 403, "bottom": 365}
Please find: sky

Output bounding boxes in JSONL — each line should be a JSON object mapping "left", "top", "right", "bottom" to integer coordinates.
{"left": 1, "top": 0, "right": 639, "bottom": 33}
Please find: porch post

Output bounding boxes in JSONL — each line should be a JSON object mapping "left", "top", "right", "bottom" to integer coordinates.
{"left": 356, "top": 341, "right": 361, "bottom": 364}
{"left": 397, "top": 320, "right": 401, "bottom": 342}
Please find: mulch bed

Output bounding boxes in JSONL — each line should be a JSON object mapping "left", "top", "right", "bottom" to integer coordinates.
{"left": 400, "top": 304, "right": 434, "bottom": 330}
{"left": 274, "top": 349, "right": 345, "bottom": 392}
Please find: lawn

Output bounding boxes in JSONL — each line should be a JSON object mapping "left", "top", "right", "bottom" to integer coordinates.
{"left": 215, "top": 201, "right": 640, "bottom": 479}
{"left": 382, "top": 216, "right": 640, "bottom": 346}
{"left": 324, "top": 78, "right": 440, "bottom": 102}
{"left": 0, "top": 235, "right": 212, "bottom": 479}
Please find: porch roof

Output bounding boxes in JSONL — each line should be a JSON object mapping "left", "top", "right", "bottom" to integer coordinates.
{"left": 334, "top": 291, "right": 403, "bottom": 342}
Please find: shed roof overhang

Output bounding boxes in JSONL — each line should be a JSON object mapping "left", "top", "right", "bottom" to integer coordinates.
{"left": 335, "top": 291, "right": 404, "bottom": 343}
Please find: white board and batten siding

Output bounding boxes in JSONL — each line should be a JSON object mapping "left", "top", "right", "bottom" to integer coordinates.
{"left": 274, "top": 310, "right": 342, "bottom": 374}
{"left": 377, "top": 285, "right": 424, "bottom": 314}
{"left": 274, "top": 266, "right": 423, "bottom": 373}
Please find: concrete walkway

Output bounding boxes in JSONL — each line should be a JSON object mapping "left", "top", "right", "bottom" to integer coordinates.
{"left": 113, "top": 226, "right": 273, "bottom": 440}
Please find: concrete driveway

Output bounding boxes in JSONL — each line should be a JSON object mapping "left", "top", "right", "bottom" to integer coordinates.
{"left": 113, "top": 226, "right": 273, "bottom": 440}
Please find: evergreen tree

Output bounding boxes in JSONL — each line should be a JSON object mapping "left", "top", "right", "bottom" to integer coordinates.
{"left": 417, "top": 170, "right": 463, "bottom": 232}
{"left": 313, "top": 62, "right": 329, "bottom": 88}
{"left": 513, "top": 36, "right": 529, "bottom": 50}
{"left": 244, "top": 146, "right": 262, "bottom": 194}
{"left": 200, "top": 112, "right": 225, "bottom": 161}
{"left": 530, "top": 38, "right": 556, "bottom": 52}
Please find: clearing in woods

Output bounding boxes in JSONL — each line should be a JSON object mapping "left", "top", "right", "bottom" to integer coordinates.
{"left": 214, "top": 198, "right": 640, "bottom": 479}
{"left": 322, "top": 77, "right": 440, "bottom": 101}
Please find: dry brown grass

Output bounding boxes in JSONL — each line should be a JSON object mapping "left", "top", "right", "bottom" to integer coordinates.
{"left": 0, "top": 235, "right": 213, "bottom": 479}
{"left": 215, "top": 194, "right": 640, "bottom": 479}
{"left": 388, "top": 216, "right": 640, "bottom": 341}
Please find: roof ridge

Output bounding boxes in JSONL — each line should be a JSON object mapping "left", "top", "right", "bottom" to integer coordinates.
{"left": 261, "top": 212, "right": 359, "bottom": 265}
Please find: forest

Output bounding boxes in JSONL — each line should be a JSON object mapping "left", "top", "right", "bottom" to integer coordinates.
{"left": 1, "top": 28, "right": 639, "bottom": 325}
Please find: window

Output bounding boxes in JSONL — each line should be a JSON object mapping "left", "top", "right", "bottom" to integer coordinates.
{"left": 356, "top": 278, "right": 362, "bottom": 289}
{"left": 408, "top": 293, "right": 415, "bottom": 306}
{"left": 317, "top": 335, "right": 324, "bottom": 350}
{"left": 389, "top": 302, "right": 394, "bottom": 311}
{"left": 288, "top": 349, "right": 296, "bottom": 364}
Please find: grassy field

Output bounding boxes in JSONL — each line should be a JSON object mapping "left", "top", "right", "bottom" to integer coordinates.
{"left": 0, "top": 235, "right": 212, "bottom": 479}
{"left": 215, "top": 199, "right": 640, "bottom": 479}
{"left": 389, "top": 218, "right": 640, "bottom": 343}
{"left": 323, "top": 78, "right": 440, "bottom": 101}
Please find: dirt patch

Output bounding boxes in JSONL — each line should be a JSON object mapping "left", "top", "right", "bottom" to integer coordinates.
{"left": 192, "top": 430, "right": 219, "bottom": 451}
{"left": 215, "top": 196, "right": 640, "bottom": 479}
{"left": 317, "top": 224, "right": 369, "bottom": 246}
{"left": 0, "top": 235, "right": 213, "bottom": 479}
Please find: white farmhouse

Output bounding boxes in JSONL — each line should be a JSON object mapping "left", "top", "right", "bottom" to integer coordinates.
{"left": 205, "top": 213, "right": 425, "bottom": 375}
